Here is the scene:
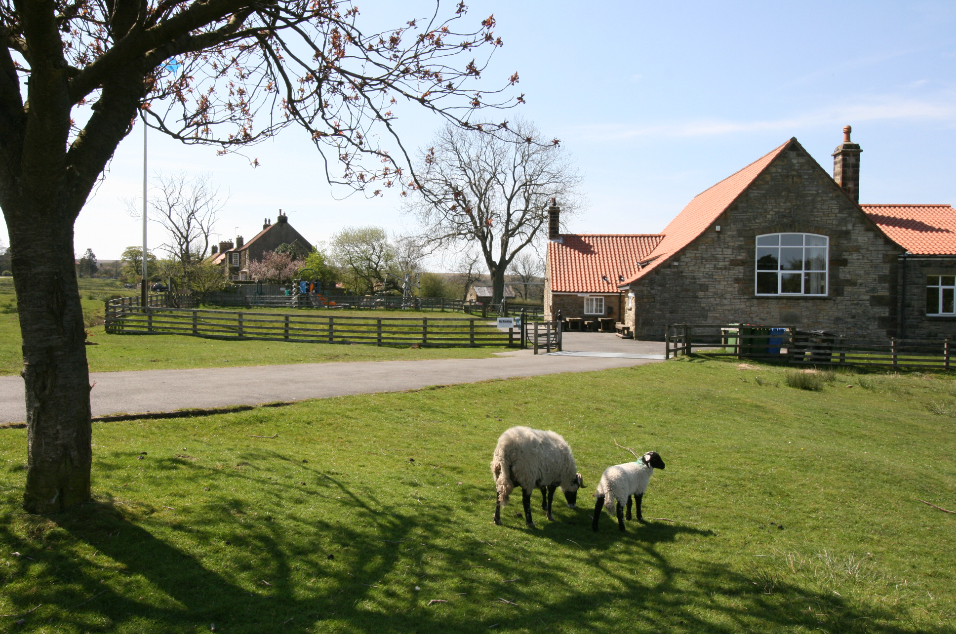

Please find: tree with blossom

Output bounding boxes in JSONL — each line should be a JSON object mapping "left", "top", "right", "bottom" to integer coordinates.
{"left": 0, "top": 0, "right": 521, "bottom": 513}
{"left": 248, "top": 250, "right": 304, "bottom": 285}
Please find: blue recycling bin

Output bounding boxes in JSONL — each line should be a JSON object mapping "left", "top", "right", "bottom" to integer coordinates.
{"left": 768, "top": 327, "right": 786, "bottom": 354}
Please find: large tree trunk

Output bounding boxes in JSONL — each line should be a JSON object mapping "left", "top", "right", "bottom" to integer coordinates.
{"left": 9, "top": 207, "right": 92, "bottom": 513}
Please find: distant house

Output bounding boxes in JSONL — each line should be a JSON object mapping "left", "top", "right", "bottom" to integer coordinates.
{"left": 466, "top": 284, "right": 516, "bottom": 304}
{"left": 207, "top": 211, "right": 313, "bottom": 281}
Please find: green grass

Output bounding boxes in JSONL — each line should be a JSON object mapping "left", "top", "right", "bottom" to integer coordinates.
{"left": 1, "top": 357, "right": 955, "bottom": 632}
{"left": 0, "top": 278, "right": 508, "bottom": 375}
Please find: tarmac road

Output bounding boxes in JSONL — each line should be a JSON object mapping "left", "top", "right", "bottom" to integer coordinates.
{"left": 0, "top": 333, "right": 665, "bottom": 424}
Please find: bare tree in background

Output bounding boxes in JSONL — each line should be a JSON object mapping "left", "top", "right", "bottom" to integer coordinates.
{"left": 407, "top": 118, "right": 582, "bottom": 305}
{"left": 449, "top": 248, "right": 484, "bottom": 302}
{"left": 508, "top": 250, "right": 544, "bottom": 301}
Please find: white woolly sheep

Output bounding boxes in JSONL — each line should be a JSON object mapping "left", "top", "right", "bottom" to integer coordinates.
{"left": 490, "top": 426, "right": 585, "bottom": 528}
{"left": 592, "top": 451, "right": 665, "bottom": 532}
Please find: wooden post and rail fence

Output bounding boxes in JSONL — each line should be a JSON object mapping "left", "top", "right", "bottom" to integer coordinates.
{"left": 666, "top": 323, "right": 955, "bottom": 371}
{"left": 105, "top": 296, "right": 560, "bottom": 350}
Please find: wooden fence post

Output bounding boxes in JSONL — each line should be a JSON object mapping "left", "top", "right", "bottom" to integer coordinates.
{"left": 238, "top": 312, "right": 243, "bottom": 338}
{"left": 470, "top": 320, "right": 475, "bottom": 346}
{"left": 945, "top": 338, "right": 951, "bottom": 371}
{"left": 556, "top": 319, "right": 562, "bottom": 352}
{"left": 329, "top": 316, "right": 334, "bottom": 343}
{"left": 377, "top": 319, "right": 382, "bottom": 346}
{"left": 423, "top": 318, "right": 428, "bottom": 346}
{"left": 147, "top": 309, "right": 153, "bottom": 333}
{"left": 665, "top": 325, "right": 670, "bottom": 360}
{"left": 839, "top": 335, "right": 845, "bottom": 365}
{"left": 284, "top": 315, "right": 290, "bottom": 340}
{"left": 192, "top": 311, "right": 198, "bottom": 336}
{"left": 891, "top": 337, "right": 897, "bottom": 370}
{"left": 533, "top": 321, "right": 539, "bottom": 355}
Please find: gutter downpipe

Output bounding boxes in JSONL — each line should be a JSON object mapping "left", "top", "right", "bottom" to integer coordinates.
{"left": 899, "top": 252, "right": 909, "bottom": 340}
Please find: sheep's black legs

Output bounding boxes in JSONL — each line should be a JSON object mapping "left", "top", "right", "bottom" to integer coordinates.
{"left": 625, "top": 495, "right": 633, "bottom": 521}
{"left": 615, "top": 501, "right": 626, "bottom": 531}
{"left": 494, "top": 491, "right": 502, "bottom": 526}
{"left": 634, "top": 492, "right": 646, "bottom": 523}
{"left": 592, "top": 495, "right": 605, "bottom": 532}
{"left": 540, "top": 486, "right": 548, "bottom": 510}
{"left": 522, "top": 490, "right": 535, "bottom": 527}
{"left": 545, "top": 485, "right": 557, "bottom": 521}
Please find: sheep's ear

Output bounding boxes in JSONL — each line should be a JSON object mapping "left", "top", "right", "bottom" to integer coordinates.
{"left": 576, "top": 473, "right": 585, "bottom": 488}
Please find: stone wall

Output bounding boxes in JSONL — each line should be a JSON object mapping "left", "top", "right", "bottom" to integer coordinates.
{"left": 549, "top": 292, "right": 623, "bottom": 321}
{"left": 899, "top": 257, "right": 956, "bottom": 340}
{"left": 623, "top": 142, "right": 903, "bottom": 342}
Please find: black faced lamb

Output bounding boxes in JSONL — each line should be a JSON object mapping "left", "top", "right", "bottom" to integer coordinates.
{"left": 592, "top": 451, "right": 665, "bottom": 532}
{"left": 491, "top": 426, "right": 585, "bottom": 528}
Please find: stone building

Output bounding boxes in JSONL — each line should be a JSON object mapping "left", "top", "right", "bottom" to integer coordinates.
{"left": 207, "top": 211, "right": 313, "bottom": 281}
{"left": 613, "top": 127, "right": 956, "bottom": 342}
{"left": 544, "top": 221, "right": 660, "bottom": 322}
{"left": 466, "top": 284, "right": 516, "bottom": 304}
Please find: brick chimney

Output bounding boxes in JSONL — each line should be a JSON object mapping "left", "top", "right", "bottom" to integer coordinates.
{"left": 832, "top": 125, "right": 862, "bottom": 203}
{"left": 211, "top": 245, "right": 218, "bottom": 255}
{"left": 277, "top": 209, "right": 288, "bottom": 224}
{"left": 235, "top": 235, "right": 244, "bottom": 248}
{"left": 219, "top": 240, "right": 234, "bottom": 253}
{"left": 548, "top": 198, "right": 561, "bottom": 240}
{"left": 263, "top": 217, "right": 271, "bottom": 229}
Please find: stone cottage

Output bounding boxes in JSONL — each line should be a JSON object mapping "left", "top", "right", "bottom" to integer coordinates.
{"left": 612, "top": 127, "right": 956, "bottom": 342}
{"left": 208, "top": 211, "right": 313, "bottom": 281}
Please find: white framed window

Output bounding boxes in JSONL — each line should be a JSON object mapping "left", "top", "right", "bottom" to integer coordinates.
{"left": 584, "top": 296, "right": 604, "bottom": 315}
{"left": 756, "top": 233, "right": 828, "bottom": 296}
{"left": 927, "top": 276, "right": 956, "bottom": 315}
{"left": 231, "top": 253, "right": 240, "bottom": 266}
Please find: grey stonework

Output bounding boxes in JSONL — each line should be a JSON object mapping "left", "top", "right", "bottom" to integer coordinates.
{"left": 548, "top": 292, "right": 623, "bottom": 321}
{"left": 898, "top": 257, "right": 956, "bottom": 340}
{"left": 623, "top": 142, "right": 904, "bottom": 343}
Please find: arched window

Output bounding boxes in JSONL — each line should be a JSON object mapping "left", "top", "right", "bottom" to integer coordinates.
{"left": 755, "top": 233, "right": 828, "bottom": 296}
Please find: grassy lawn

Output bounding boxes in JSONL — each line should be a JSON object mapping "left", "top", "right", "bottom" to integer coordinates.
{"left": 0, "top": 278, "right": 507, "bottom": 375}
{"left": 1, "top": 358, "right": 954, "bottom": 632}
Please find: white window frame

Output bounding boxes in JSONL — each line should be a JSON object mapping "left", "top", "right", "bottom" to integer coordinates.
{"left": 755, "top": 233, "right": 828, "bottom": 296}
{"left": 231, "top": 253, "right": 240, "bottom": 266}
{"left": 927, "top": 275, "right": 956, "bottom": 315}
{"left": 584, "top": 296, "right": 605, "bottom": 315}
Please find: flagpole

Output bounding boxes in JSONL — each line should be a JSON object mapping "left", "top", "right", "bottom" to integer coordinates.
{"left": 141, "top": 118, "right": 148, "bottom": 308}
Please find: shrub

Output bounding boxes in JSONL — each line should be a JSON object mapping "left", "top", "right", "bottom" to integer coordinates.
{"left": 785, "top": 370, "right": 824, "bottom": 391}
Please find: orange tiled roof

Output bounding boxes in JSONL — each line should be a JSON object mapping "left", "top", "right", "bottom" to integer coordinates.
{"left": 861, "top": 204, "right": 956, "bottom": 255}
{"left": 549, "top": 234, "right": 663, "bottom": 293}
{"left": 620, "top": 139, "right": 792, "bottom": 286}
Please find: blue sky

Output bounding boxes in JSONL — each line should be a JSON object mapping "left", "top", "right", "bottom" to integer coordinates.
{"left": 20, "top": 0, "right": 956, "bottom": 263}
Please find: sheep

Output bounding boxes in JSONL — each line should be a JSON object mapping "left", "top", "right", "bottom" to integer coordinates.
{"left": 491, "top": 426, "right": 585, "bottom": 528}
{"left": 592, "top": 451, "right": 665, "bottom": 532}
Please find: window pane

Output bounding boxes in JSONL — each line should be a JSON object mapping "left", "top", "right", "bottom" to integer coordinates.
{"left": 943, "top": 276, "right": 956, "bottom": 287}
{"left": 756, "top": 272, "right": 777, "bottom": 294}
{"left": 805, "top": 272, "right": 826, "bottom": 295}
{"left": 805, "top": 235, "right": 827, "bottom": 246}
{"left": 805, "top": 247, "right": 827, "bottom": 270}
{"left": 945, "top": 289, "right": 955, "bottom": 314}
{"left": 928, "top": 287, "right": 940, "bottom": 314}
{"left": 756, "top": 248, "right": 778, "bottom": 270}
{"left": 928, "top": 276, "right": 941, "bottom": 287}
{"left": 780, "top": 247, "right": 804, "bottom": 270}
{"left": 781, "top": 273, "right": 802, "bottom": 293}
{"left": 757, "top": 234, "right": 779, "bottom": 246}
{"left": 781, "top": 234, "right": 803, "bottom": 246}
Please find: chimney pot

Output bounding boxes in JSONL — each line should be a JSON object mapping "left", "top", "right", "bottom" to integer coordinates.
{"left": 832, "top": 125, "right": 862, "bottom": 204}
{"left": 211, "top": 245, "right": 218, "bottom": 254}
{"left": 236, "top": 235, "right": 244, "bottom": 248}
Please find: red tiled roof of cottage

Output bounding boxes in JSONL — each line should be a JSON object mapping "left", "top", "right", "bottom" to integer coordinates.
{"left": 549, "top": 234, "right": 663, "bottom": 293}
{"left": 861, "top": 204, "right": 956, "bottom": 255}
{"left": 620, "top": 139, "right": 792, "bottom": 286}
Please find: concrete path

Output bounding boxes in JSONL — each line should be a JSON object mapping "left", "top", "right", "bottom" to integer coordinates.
{"left": 0, "top": 334, "right": 665, "bottom": 424}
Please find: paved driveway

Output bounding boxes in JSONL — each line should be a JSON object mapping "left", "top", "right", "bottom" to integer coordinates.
{"left": 0, "top": 335, "right": 665, "bottom": 424}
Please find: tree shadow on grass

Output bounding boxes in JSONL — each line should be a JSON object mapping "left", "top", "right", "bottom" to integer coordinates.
{"left": 0, "top": 457, "right": 950, "bottom": 633}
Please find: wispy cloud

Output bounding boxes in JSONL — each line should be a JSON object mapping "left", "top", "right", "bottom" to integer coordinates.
{"left": 571, "top": 95, "right": 956, "bottom": 141}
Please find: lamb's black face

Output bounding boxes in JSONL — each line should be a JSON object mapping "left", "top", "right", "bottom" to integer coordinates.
{"left": 643, "top": 451, "right": 665, "bottom": 469}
